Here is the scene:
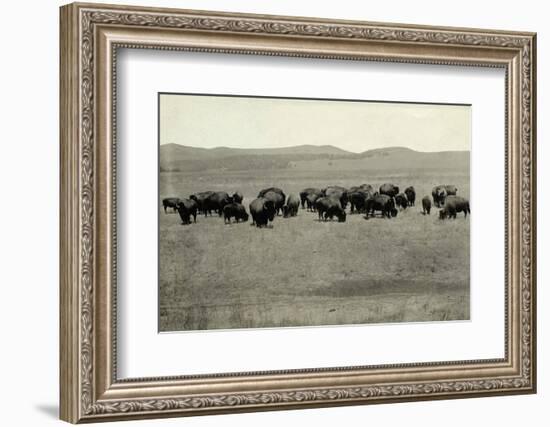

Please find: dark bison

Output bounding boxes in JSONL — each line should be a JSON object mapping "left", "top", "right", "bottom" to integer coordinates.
{"left": 305, "top": 192, "right": 322, "bottom": 211}
{"left": 323, "top": 186, "right": 349, "bottom": 209}
{"left": 282, "top": 194, "right": 300, "bottom": 218}
{"left": 258, "top": 187, "right": 286, "bottom": 203}
{"left": 299, "top": 188, "right": 322, "bottom": 209}
{"left": 162, "top": 197, "right": 180, "bottom": 213}
{"left": 203, "top": 191, "right": 231, "bottom": 217}
{"left": 315, "top": 197, "right": 346, "bottom": 222}
{"left": 176, "top": 198, "right": 198, "bottom": 225}
{"left": 422, "top": 196, "right": 432, "bottom": 215}
{"left": 231, "top": 191, "right": 244, "bottom": 204}
{"left": 379, "top": 183, "right": 400, "bottom": 198}
{"left": 249, "top": 197, "right": 276, "bottom": 228}
{"left": 404, "top": 186, "right": 416, "bottom": 206}
{"left": 263, "top": 190, "right": 285, "bottom": 216}
{"left": 439, "top": 196, "right": 470, "bottom": 219}
{"left": 359, "top": 183, "right": 374, "bottom": 193}
{"left": 189, "top": 191, "right": 214, "bottom": 214}
{"left": 223, "top": 203, "right": 249, "bottom": 223}
{"left": 349, "top": 191, "right": 370, "bottom": 214}
{"left": 349, "top": 184, "right": 373, "bottom": 194}
{"left": 365, "top": 194, "right": 398, "bottom": 219}
{"left": 432, "top": 185, "right": 458, "bottom": 208}
{"left": 395, "top": 193, "right": 408, "bottom": 209}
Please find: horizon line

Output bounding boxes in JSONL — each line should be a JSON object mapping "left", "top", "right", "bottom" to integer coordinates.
{"left": 160, "top": 142, "right": 471, "bottom": 154}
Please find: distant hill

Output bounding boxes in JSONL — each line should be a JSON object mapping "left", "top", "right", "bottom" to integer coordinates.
{"left": 161, "top": 143, "right": 349, "bottom": 160}
{"left": 291, "top": 147, "right": 469, "bottom": 172}
{"left": 159, "top": 143, "right": 469, "bottom": 172}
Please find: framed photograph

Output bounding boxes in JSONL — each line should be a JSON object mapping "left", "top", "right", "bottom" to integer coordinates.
{"left": 60, "top": 2, "right": 537, "bottom": 423}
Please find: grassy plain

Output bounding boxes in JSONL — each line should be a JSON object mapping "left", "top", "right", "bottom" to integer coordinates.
{"left": 159, "top": 167, "right": 470, "bottom": 331}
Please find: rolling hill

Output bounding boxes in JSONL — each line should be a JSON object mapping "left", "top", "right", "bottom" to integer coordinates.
{"left": 159, "top": 143, "right": 469, "bottom": 172}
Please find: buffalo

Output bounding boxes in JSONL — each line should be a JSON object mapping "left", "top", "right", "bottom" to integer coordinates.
{"left": 379, "top": 183, "right": 399, "bottom": 198}
{"left": 359, "top": 183, "right": 374, "bottom": 193}
{"left": 203, "top": 191, "right": 231, "bottom": 217}
{"left": 190, "top": 191, "right": 214, "bottom": 215}
{"left": 249, "top": 197, "right": 276, "bottom": 228}
{"left": 404, "top": 186, "right": 416, "bottom": 206}
{"left": 365, "top": 194, "right": 398, "bottom": 219}
{"left": 439, "top": 196, "right": 470, "bottom": 219}
{"left": 349, "top": 184, "right": 373, "bottom": 195}
{"left": 422, "top": 196, "right": 432, "bottom": 215}
{"left": 231, "top": 191, "right": 244, "bottom": 204}
{"left": 162, "top": 197, "right": 180, "bottom": 214}
{"left": 349, "top": 191, "right": 370, "bottom": 214}
{"left": 263, "top": 190, "right": 285, "bottom": 216}
{"left": 223, "top": 203, "right": 249, "bottom": 223}
{"left": 315, "top": 197, "right": 346, "bottom": 222}
{"left": 258, "top": 187, "right": 286, "bottom": 203}
{"left": 305, "top": 192, "right": 322, "bottom": 211}
{"left": 323, "top": 186, "right": 349, "bottom": 209}
{"left": 299, "top": 188, "right": 323, "bottom": 209}
{"left": 432, "top": 185, "right": 458, "bottom": 208}
{"left": 282, "top": 194, "right": 300, "bottom": 218}
{"left": 395, "top": 193, "right": 408, "bottom": 210}
{"left": 176, "top": 198, "right": 198, "bottom": 225}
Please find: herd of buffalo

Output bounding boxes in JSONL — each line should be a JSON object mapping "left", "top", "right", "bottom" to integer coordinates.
{"left": 162, "top": 183, "right": 470, "bottom": 227}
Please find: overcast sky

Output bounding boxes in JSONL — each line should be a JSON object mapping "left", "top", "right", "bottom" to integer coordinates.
{"left": 160, "top": 94, "right": 471, "bottom": 153}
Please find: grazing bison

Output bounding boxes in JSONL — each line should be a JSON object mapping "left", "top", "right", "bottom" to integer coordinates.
{"left": 349, "top": 191, "right": 369, "bottom": 214}
{"left": 305, "top": 192, "right": 322, "bottom": 211}
{"left": 365, "top": 194, "right": 398, "bottom": 219}
{"left": 162, "top": 197, "right": 180, "bottom": 213}
{"left": 189, "top": 191, "right": 214, "bottom": 214}
{"left": 379, "top": 183, "right": 400, "bottom": 198}
{"left": 315, "top": 197, "right": 346, "bottom": 222}
{"left": 439, "top": 196, "right": 470, "bottom": 219}
{"left": 231, "top": 191, "right": 244, "bottom": 204}
{"left": 432, "top": 185, "right": 458, "bottom": 208}
{"left": 263, "top": 190, "right": 285, "bottom": 216}
{"left": 282, "top": 194, "right": 300, "bottom": 218}
{"left": 359, "top": 183, "right": 374, "bottom": 193}
{"left": 203, "top": 191, "right": 231, "bottom": 217}
{"left": 223, "top": 203, "right": 249, "bottom": 223}
{"left": 249, "top": 197, "right": 276, "bottom": 228}
{"left": 323, "top": 186, "right": 349, "bottom": 209}
{"left": 404, "top": 186, "right": 416, "bottom": 206}
{"left": 299, "top": 188, "right": 323, "bottom": 209}
{"left": 176, "top": 198, "right": 198, "bottom": 224}
{"left": 258, "top": 187, "right": 286, "bottom": 203}
{"left": 395, "top": 193, "right": 408, "bottom": 210}
{"left": 422, "top": 196, "right": 432, "bottom": 215}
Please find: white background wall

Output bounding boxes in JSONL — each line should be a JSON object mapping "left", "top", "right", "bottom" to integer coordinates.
{"left": 0, "top": 0, "right": 545, "bottom": 426}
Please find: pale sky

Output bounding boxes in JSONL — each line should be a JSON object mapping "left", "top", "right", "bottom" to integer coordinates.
{"left": 159, "top": 94, "right": 471, "bottom": 153}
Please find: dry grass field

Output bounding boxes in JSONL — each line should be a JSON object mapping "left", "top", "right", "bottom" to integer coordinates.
{"left": 159, "top": 167, "right": 470, "bottom": 332}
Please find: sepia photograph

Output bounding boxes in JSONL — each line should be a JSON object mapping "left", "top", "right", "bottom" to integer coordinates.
{"left": 158, "top": 93, "right": 471, "bottom": 332}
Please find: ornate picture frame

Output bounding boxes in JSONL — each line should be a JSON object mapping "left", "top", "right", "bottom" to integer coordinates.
{"left": 60, "top": 2, "right": 536, "bottom": 423}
